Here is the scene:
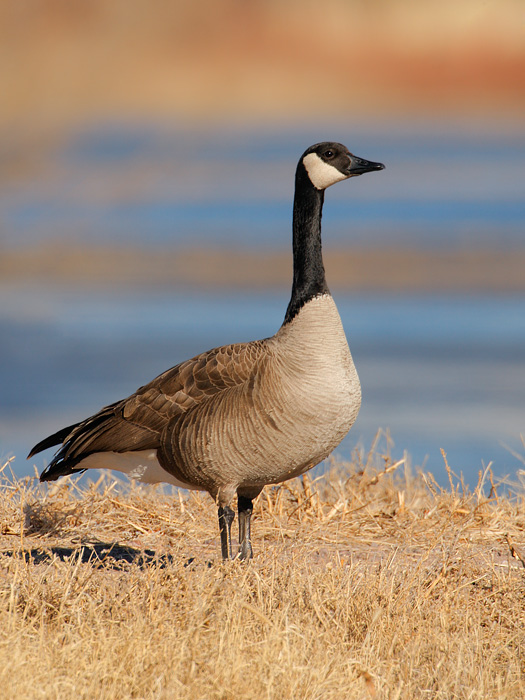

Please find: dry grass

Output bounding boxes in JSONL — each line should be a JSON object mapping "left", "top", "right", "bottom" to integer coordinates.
{"left": 1, "top": 441, "right": 525, "bottom": 699}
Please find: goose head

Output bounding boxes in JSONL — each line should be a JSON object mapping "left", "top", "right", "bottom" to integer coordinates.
{"left": 301, "top": 141, "right": 385, "bottom": 190}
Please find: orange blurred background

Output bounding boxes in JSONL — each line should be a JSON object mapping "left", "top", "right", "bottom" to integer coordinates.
{"left": 1, "top": 0, "right": 524, "bottom": 134}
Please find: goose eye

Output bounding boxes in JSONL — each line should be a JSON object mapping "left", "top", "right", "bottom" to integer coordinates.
{"left": 323, "top": 150, "right": 334, "bottom": 159}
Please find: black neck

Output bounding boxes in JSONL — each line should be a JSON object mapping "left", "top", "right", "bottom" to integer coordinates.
{"left": 283, "top": 162, "right": 329, "bottom": 325}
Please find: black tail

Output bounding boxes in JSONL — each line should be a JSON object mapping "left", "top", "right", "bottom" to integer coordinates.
{"left": 27, "top": 422, "right": 83, "bottom": 482}
{"left": 27, "top": 423, "right": 80, "bottom": 460}
{"left": 29, "top": 412, "right": 116, "bottom": 482}
{"left": 28, "top": 399, "right": 157, "bottom": 483}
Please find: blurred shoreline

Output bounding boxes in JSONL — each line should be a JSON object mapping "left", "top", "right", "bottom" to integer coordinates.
{"left": 1, "top": 1, "right": 524, "bottom": 135}
{"left": 3, "top": 244, "right": 525, "bottom": 293}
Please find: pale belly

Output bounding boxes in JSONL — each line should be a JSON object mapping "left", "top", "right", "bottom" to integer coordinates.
{"left": 75, "top": 450, "right": 197, "bottom": 489}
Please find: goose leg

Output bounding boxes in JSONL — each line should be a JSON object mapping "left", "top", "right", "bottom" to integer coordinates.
{"left": 238, "top": 496, "right": 253, "bottom": 560}
{"left": 218, "top": 505, "right": 235, "bottom": 560}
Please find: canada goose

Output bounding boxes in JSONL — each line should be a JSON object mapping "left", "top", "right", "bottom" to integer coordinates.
{"left": 28, "top": 142, "right": 384, "bottom": 560}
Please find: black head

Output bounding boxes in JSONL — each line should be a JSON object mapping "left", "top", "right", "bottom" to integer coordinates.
{"left": 300, "top": 142, "right": 385, "bottom": 190}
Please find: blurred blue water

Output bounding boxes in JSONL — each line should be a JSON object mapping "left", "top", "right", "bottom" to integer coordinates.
{"left": 1, "top": 122, "right": 524, "bottom": 487}
{"left": 1, "top": 285, "right": 524, "bottom": 486}
{"left": 2, "top": 122, "right": 525, "bottom": 249}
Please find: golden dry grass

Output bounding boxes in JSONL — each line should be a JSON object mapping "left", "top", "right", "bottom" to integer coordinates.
{"left": 1, "top": 443, "right": 525, "bottom": 699}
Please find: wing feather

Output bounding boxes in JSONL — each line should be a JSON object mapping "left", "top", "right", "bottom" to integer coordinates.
{"left": 32, "top": 339, "right": 269, "bottom": 482}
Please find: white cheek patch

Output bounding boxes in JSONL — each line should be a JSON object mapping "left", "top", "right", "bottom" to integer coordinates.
{"left": 302, "top": 153, "right": 348, "bottom": 190}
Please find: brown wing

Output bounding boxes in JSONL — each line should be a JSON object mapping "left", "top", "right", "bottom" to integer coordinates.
{"left": 36, "top": 339, "right": 268, "bottom": 481}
